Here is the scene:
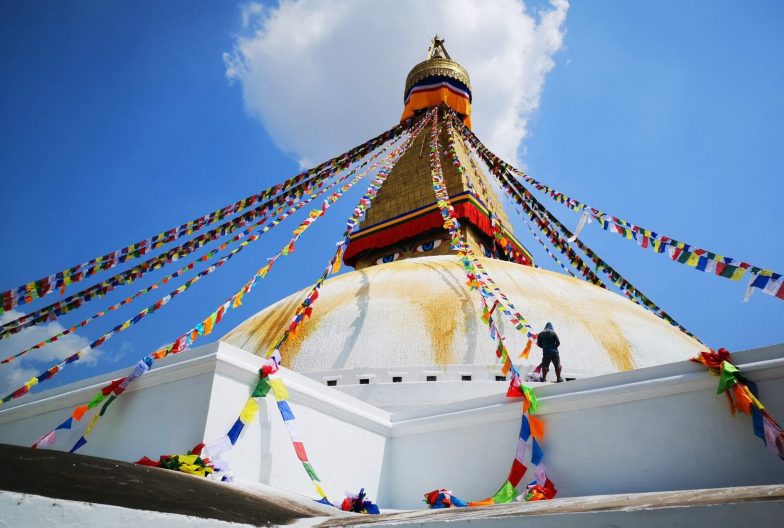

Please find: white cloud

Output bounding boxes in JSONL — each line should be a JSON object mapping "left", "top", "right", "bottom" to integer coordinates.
{"left": 0, "top": 311, "right": 99, "bottom": 395}
{"left": 224, "top": 0, "right": 568, "bottom": 166}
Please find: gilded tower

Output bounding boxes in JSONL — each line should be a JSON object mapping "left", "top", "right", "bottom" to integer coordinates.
{"left": 343, "top": 37, "right": 532, "bottom": 270}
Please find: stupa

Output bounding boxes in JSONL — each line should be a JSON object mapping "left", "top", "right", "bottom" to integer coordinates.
{"left": 1, "top": 37, "right": 782, "bottom": 525}
{"left": 222, "top": 36, "right": 703, "bottom": 385}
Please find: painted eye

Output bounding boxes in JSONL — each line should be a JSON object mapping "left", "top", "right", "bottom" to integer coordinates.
{"left": 415, "top": 239, "right": 442, "bottom": 253}
{"left": 376, "top": 252, "right": 401, "bottom": 265}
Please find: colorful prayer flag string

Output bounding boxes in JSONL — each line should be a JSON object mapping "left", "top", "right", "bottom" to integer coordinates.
{"left": 692, "top": 349, "right": 784, "bottom": 461}
{"left": 452, "top": 111, "right": 704, "bottom": 345}
{"left": 1, "top": 135, "right": 402, "bottom": 366}
{"left": 426, "top": 108, "right": 556, "bottom": 504}
{"left": 0, "top": 166, "right": 351, "bottom": 339}
{"left": 165, "top": 111, "right": 435, "bottom": 503}
{"left": 28, "top": 114, "right": 428, "bottom": 456}
{"left": 453, "top": 115, "right": 783, "bottom": 302}
{"left": 0, "top": 118, "right": 415, "bottom": 315}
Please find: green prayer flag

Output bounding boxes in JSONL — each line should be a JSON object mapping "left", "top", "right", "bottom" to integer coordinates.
{"left": 87, "top": 392, "right": 105, "bottom": 409}
{"left": 720, "top": 264, "right": 737, "bottom": 279}
{"left": 252, "top": 378, "right": 272, "bottom": 398}
{"left": 717, "top": 361, "right": 739, "bottom": 394}
{"left": 523, "top": 386, "right": 539, "bottom": 414}
{"left": 99, "top": 395, "right": 116, "bottom": 416}
{"left": 303, "top": 461, "right": 320, "bottom": 482}
{"left": 491, "top": 480, "right": 517, "bottom": 504}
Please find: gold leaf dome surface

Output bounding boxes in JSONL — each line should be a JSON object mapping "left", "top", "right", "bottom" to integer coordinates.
{"left": 223, "top": 256, "right": 703, "bottom": 374}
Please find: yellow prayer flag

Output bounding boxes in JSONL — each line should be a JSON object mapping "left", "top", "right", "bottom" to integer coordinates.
{"left": 178, "top": 464, "right": 202, "bottom": 476}
{"left": 685, "top": 252, "right": 700, "bottom": 267}
{"left": 240, "top": 398, "right": 259, "bottom": 424}
{"left": 203, "top": 314, "right": 216, "bottom": 336}
{"left": 232, "top": 292, "right": 244, "bottom": 309}
{"left": 83, "top": 414, "right": 100, "bottom": 437}
{"left": 332, "top": 247, "right": 343, "bottom": 274}
{"left": 742, "top": 384, "right": 764, "bottom": 410}
{"left": 269, "top": 379, "right": 289, "bottom": 401}
{"left": 731, "top": 267, "right": 746, "bottom": 281}
{"left": 178, "top": 454, "right": 200, "bottom": 465}
{"left": 315, "top": 483, "right": 326, "bottom": 497}
{"left": 24, "top": 377, "right": 39, "bottom": 390}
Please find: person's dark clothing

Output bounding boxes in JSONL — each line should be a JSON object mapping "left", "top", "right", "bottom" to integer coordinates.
{"left": 540, "top": 350, "right": 561, "bottom": 371}
{"left": 536, "top": 329, "right": 560, "bottom": 354}
{"left": 537, "top": 328, "right": 561, "bottom": 373}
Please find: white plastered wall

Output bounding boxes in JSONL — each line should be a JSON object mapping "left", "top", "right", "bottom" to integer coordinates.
{"left": 0, "top": 342, "right": 782, "bottom": 510}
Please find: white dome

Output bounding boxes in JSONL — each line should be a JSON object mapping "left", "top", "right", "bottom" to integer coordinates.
{"left": 223, "top": 256, "right": 703, "bottom": 375}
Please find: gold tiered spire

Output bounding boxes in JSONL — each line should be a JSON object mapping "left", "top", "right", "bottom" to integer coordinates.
{"left": 342, "top": 38, "right": 532, "bottom": 270}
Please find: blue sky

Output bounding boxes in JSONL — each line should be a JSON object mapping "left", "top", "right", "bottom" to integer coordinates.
{"left": 0, "top": 0, "right": 782, "bottom": 396}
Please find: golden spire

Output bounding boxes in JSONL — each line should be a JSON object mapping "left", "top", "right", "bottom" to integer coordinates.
{"left": 404, "top": 36, "right": 471, "bottom": 101}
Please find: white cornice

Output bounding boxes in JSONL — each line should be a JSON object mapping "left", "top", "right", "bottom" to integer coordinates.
{"left": 2, "top": 341, "right": 781, "bottom": 441}
{"left": 0, "top": 343, "right": 221, "bottom": 424}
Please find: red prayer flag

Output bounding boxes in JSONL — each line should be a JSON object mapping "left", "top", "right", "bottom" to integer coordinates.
{"left": 292, "top": 441, "right": 308, "bottom": 462}
{"left": 508, "top": 459, "right": 528, "bottom": 487}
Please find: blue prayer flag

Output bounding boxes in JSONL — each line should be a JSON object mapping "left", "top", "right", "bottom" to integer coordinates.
{"left": 277, "top": 400, "right": 295, "bottom": 421}
{"left": 69, "top": 436, "right": 87, "bottom": 453}
{"left": 227, "top": 418, "right": 245, "bottom": 445}
{"left": 56, "top": 417, "right": 73, "bottom": 430}
{"left": 531, "top": 438, "right": 544, "bottom": 465}
{"left": 519, "top": 415, "right": 531, "bottom": 441}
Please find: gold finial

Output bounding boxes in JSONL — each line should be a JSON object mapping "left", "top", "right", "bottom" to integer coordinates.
{"left": 428, "top": 35, "right": 451, "bottom": 60}
{"left": 404, "top": 36, "right": 471, "bottom": 99}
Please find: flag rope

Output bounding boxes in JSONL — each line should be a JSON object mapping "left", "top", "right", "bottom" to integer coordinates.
{"left": 0, "top": 153, "right": 365, "bottom": 337}
{"left": 455, "top": 117, "right": 782, "bottom": 301}
{"left": 126, "top": 111, "right": 435, "bottom": 502}
{"left": 452, "top": 112, "right": 705, "bottom": 345}
{"left": 427, "top": 109, "right": 555, "bottom": 504}
{"left": 0, "top": 119, "right": 414, "bottom": 314}
{"left": 27, "top": 115, "right": 426, "bottom": 458}
{"left": 1, "top": 133, "right": 402, "bottom": 366}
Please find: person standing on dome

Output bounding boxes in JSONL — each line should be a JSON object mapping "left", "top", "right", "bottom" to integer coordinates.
{"left": 536, "top": 322, "right": 563, "bottom": 383}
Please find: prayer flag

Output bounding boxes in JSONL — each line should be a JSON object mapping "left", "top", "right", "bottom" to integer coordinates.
{"left": 72, "top": 405, "right": 88, "bottom": 421}
{"left": 270, "top": 379, "right": 289, "bottom": 401}
{"left": 531, "top": 438, "right": 544, "bottom": 465}
{"left": 303, "top": 461, "right": 319, "bottom": 481}
{"left": 203, "top": 313, "right": 217, "bottom": 336}
{"left": 56, "top": 417, "right": 73, "bottom": 430}
{"left": 227, "top": 418, "right": 245, "bottom": 445}
{"left": 508, "top": 459, "right": 528, "bottom": 487}
{"left": 717, "top": 361, "right": 739, "bottom": 394}
{"left": 514, "top": 438, "right": 527, "bottom": 462}
{"left": 529, "top": 415, "right": 545, "bottom": 441}
{"left": 83, "top": 414, "right": 100, "bottom": 437}
{"left": 33, "top": 430, "right": 57, "bottom": 449}
{"left": 519, "top": 415, "right": 531, "bottom": 441}
{"left": 491, "top": 480, "right": 517, "bottom": 504}
{"left": 292, "top": 441, "right": 308, "bottom": 462}
{"left": 69, "top": 437, "right": 87, "bottom": 453}
{"left": 252, "top": 378, "right": 271, "bottom": 398}
{"left": 277, "top": 400, "right": 295, "bottom": 421}
{"left": 240, "top": 398, "right": 259, "bottom": 424}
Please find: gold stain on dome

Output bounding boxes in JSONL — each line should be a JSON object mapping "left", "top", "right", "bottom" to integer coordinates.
{"left": 404, "top": 35, "right": 471, "bottom": 99}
